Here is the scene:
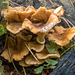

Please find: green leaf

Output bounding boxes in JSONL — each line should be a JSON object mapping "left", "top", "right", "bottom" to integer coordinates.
{"left": 34, "top": 66, "right": 44, "bottom": 74}
{"left": 2, "top": 1, "right": 9, "bottom": 3}
{"left": 46, "top": 40, "right": 60, "bottom": 53}
{"left": 46, "top": 40, "right": 56, "bottom": 53}
{"left": 45, "top": 59, "right": 58, "bottom": 65}
{"left": 0, "top": 24, "right": 7, "bottom": 36}
{"left": 50, "top": 65, "right": 56, "bottom": 69}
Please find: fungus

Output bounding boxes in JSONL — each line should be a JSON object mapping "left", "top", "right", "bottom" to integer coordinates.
{"left": 35, "top": 49, "right": 60, "bottom": 59}
{"left": 26, "top": 41, "right": 44, "bottom": 52}
{"left": 47, "top": 26, "right": 75, "bottom": 46}
{"left": 25, "top": 55, "right": 45, "bottom": 65}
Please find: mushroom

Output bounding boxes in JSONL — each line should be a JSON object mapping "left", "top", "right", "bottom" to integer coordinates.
{"left": 36, "top": 33, "right": 46, "bottom": 44}
{"left": 26, "top": 41, "right": 44, "bottom": 52}
{"left": 3, "top": 6, "right": 36, "bottom": 22}
{"left": 22, "top": 6, "right": 64, "bottom": 34}
{"left": 1, "top": 36, "right": 29, "bottom": 62}
{"left": 19, "top": 58, "right": 31, "bottom": 67}
{"left": 47, "top": 26, "right": 75, "bottom": 46}
{"left": 31, "top": 7, "right": 54, "bottom": 23}
{"left": 17, "top": 32, "right": 32, "bottom": 41}
{"left": 25, "top": 55, "right": 45, "bottom": 65}
{"left": 6, "top": 22, "right": 22, "bottom": 34}
{"left": 35, "top": 48, "right": 60, "bottom": 59}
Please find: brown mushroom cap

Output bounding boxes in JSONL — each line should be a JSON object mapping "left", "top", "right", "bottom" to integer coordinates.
{"left": 25, "top": 55, "right": 45, "bottom": 65}
{"left": 47, "top": 26, "right": 75, "bottom": 46}
{"left": 31, "top": 7, "right": 54, "bottom": 23}
{"left": 4, "top": 6, "right": 36, "bottom": 22}
{"left": 1, "top": 36, "right": 29, "bottom": 62}
{"left": 26, "top": 41, "right": 44, "bottom": 52}
{"left": 19, "top": 59, "right": 31, "bottom": 67}
{"left": 35, "top": 48, "right": 60, "bottom": 59}
{"left": 17, "top": 32, "right": 32, "bottom": 41}
{"left": 6, "top": 22, "right": 22, "bottom": 34}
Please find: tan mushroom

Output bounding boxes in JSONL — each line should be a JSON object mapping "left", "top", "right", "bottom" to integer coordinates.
{"left": 36, "top": 33, "right": 46, "bottom": 44}
{"left": 26, "top": 41, "right": 44, "bottom": 52}
{"left": 19, "top": 59, "right": 31, "bottom": 67}
{"left": 17, "top": 32, "right": 32, "bottom": 41}
{"left": 1, "top": 36, "right": 29, "bottom": 62}
{"left": 25, "top": 55, "right": 45, "bottom": 65}
{"left": 47, "top": 26, "right": 75, "bottom": 46}
{"left": 22, "top": 6, "right": 64, "bottom": 34}
{"left": 31, "top": 7, "right": 54, "bottom": 23}
{"left": 6, "top": 22, "right": 22, "bottom": 34}
{"left": 35, "top": 48, "right": 60, "bottom": 59}
{"left": 3, "top": 6, "right": 36, "bottom": 22}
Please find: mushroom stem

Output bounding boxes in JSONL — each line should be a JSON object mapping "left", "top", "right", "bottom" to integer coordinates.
{"left": 24, "top": 43, "right": 39, "bottom": 62}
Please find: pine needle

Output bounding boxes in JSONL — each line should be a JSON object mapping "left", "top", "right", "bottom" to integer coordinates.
{"left": 24, "top": 42, "right": 39, "bottom": 62}
{"left": 22, "top": 67, "right": 26, "bottom": 75}
{"left": 8, "top": 42, "right": 19, "bottom": 74}
{"left": 60, "top": 17, "right": 71, "bottom": 28}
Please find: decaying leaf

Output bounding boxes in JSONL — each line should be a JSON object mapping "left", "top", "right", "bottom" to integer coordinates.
{"left": 47, "top": 26, "right": 75, "bottom": 46}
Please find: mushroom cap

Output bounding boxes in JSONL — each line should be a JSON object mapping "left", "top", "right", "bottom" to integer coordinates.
{"left": 4, "top": 6, "right": 36, "bottom": 22}
{"left": 26, "top": 41, "right": 44, "bottom": 52}
{"left": 17, "top": 32, "right": 32, "bottom": 41}
{"left": 35, "top": 48, "right": 60, "bottom": 59}
{"left": 19, "top": 59, "right": 31, "bottom": 67}
{"left": 6, "top": 22, "right": 22, "bottom": 34}
{"left": 47, "top": 26, "right": 75, "bottom": 46}
{"left": 25, "top": 55, "right": 45, "bottom": 65}
{"left": 31, "top": 7, "right": 54, "bottom": 23}
{"left": 1, "top": 36, "right": 29, "bottom": 62}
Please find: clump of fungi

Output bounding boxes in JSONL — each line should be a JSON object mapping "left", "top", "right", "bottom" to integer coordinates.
{"left": 1, "top": 6, "right": 75, "bottom": 67}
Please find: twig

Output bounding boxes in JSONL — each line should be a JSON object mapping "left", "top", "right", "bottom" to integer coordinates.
{"left": 60, "top": 17, "right": 71, "bottom": 28}
{"left": 24, "top": 42, "right": 39, "bottom": 62}
{"left": 8, "top": 42, "right": 19, "bottom": 74}
{"left": 4, "top": 34, "right": 8, "bottom": 49}
{"left": 70, "top": 0, "right": 75, "bottom": 8}
{"left": 66, "top": 19, "right": 74, "bottom": 27}
{"left": 49, "top": 0, "right": 55, "bottom": 7}
{"left": 61, "top": 44, "right": 75, "bottom": 57}
{"left": 22, "top": 67, "right": 26, "bottom": 75}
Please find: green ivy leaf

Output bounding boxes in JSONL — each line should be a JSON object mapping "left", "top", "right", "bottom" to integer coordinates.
{"left": 46, "top": 41, "right": 56, "bottom": 53}
{"left": 46, "top": 40, "right": 60, "bottom": 53}
{"left": 0, "top": 25, "right": 7, "bottom": 36}
{"left": 50, "top": 65, "right": 56, "bottom": 69}
{"left": 2, "top": 1, "right": 9, "bottom": 3}
{"left": 45, "top": 59, "right": 58, "bottom": 65}
{"left": 34, "top": 66, "right": 44, "bottom": 74}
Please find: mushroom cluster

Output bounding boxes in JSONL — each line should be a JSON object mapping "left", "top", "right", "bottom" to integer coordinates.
{"left": 1, "top": 6, "right": 75, "bottom": 67}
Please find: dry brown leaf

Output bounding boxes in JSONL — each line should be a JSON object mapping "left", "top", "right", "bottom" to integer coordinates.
{"left": 47, "top": 26, "right": 75, "bottom": 46}
{"left": 35, "top": 48, "right": 60, "bottom": 59}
